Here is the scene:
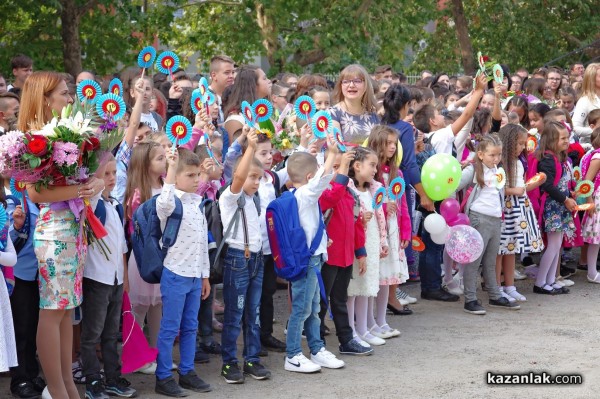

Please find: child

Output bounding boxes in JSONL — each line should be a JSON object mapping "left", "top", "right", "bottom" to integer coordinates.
{"left": 81, "top": 156, "right": 137, "bottom": 399}
{"left": 284, "top": 148, "right": 345, "bottom": 372}
{"left": 0, "top": 193, "right": 18, "bottom": 373}
{"left": 367, "top": 126, "right": 411, "bottom": 328}
{"left": 154, "top": 148, "right": 212, "bottom": 396}
{"left": 528, "top": 103, "right": 551, "bottom": 133}
{"left": 534, "top": 121, "right": 577, "bottom": 294}
{"left": 318, "top": 150, "right": 373, "bottom": 355}
{"left": 310, "top": 86, "right": 331, "bottom": 111}
{"left": 219, "top": 127, "right": 271, "bottom": 383}
{"left": 458, "top": 134, "right": 520, "bottom": 314}
{"left": 496, "top": 124, "right": 545, "bottom": 303}
{"left": 588, "top": 109, "right": 600, "bottom": 131}
{"left": 124, "top": 141, "right": 166, "bottom": 374}
{"left": 580, "top": 128, "right": 600, "bottom": 283}
{"left": 347, "top": 147, "right": 389, "bottom": 345}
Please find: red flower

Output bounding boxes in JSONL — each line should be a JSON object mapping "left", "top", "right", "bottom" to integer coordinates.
{"left": 26, "top": 135, "right": 49, "bottom": 157}
{"left": 482, "top": 55, "right": 490, "bottom": 62}
{"left": 82, "top": 137, "right": 101, "bottom": 152}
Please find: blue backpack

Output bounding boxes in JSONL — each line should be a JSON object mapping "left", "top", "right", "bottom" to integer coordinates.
{"left": 131, "top": 195, "right": 186, "bottom": 284}
{"left": 265, "top": 190, "right": 324, "bottom": 282}
{"left": 94, "top": 197, "right": 124, "bottom": 226}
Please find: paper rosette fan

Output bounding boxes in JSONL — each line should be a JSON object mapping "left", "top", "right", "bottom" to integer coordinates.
{"left": 577, "top": 203, "right": 595, "bottom": 211}
{"left": 108, "top": 78, "right": 124, "bottom": 97}
{"left": 9, "top": 178, "right": 28, "bottom": 212}
{"left": 372, "top": 187, "right": 387, "bottom": 210}
{"left": 241, "top": 101, "right": 255, "bottom": 126}
{"left": 294, "top": 95, "right": 316, "bottom": 121}
{"left": 137, "top": 46, "right": 156, "bottom": 69}
{"left": 573, "top": 166, "right": 582, "bottom": 182}
{"left": 190, "top": 90, "right": 203, "bottom": 114}
{"left": 96, "top": 94, "right": 126, "bottom": 121}
{"left": 252, "top": 99, "right": 273, "bottom": 123}
{"left": 311, "top": 110, "right": 332, "bottom": 139}
{"left": 492, "top": 64, "right": 504, "bottom": 84}
{"left": 388, "top": 176, "right": 406, "bottom": 200}
{"left": 198, "top": 77, "right": 209, "bottom": 97}
{"left": 0, "top": 205, "right": 6, "bottom": 249}
{"left": 155, "top": 51, "right": 180, "bottom": 75}
{"left": 165, "top": 116, "right": 192, "bottom": 146}
{"left": 412, "top": 236, "right": 425, "bottom": 252}
{"left": 575, "top": 180, "right": 594, "bottom": 198}
{"left": 525, "top": 172, "right": 545, "bottom": 186}
{"left": 76, "top": 79, "right": 102, "bottom": 103}
{"left": 333, "top": 127, "right": 346, "bottom": 152}
{"left": 477, "top": 51, "right": 485, "bottom": 72}
{"left": 496, "top": 168, "right": 506, "bottom": 189}
{"left": 203, "top": 91, "right": 216, "bottom": 106}
{"left": 526, "top": 136, "right": 538, "bottom": 154}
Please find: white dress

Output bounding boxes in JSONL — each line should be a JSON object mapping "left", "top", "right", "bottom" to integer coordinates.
{"left": 0, "top": 239, "right": 18, "bottom": 372}
{"left": 379, "top": 172, "right": 405, "bottom": 285}
{"left": 348, "top": 190, "right": 381, "bottom": 297}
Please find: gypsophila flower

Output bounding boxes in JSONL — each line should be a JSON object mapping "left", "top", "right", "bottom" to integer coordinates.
{"left": 53, "top": 141, "right": 79, "bottom": 166}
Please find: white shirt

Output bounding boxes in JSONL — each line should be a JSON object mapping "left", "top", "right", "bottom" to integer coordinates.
{"left": 515, "top": 160, "right": 525, "bottom": 187}
{"left": 156, "top": 184, "right": 210, "bottom": 278}
{"left": 573, "top": 94, "right": 600, "bottom": 144}
{"left": 426, "top": 125, "right": 454, "bottom": 155}
{"left": 85, "top": 197, "right": 128, "bottom": 285}
{"left": 219, "top": 187, "right": 262, "bottom": 253}
{"left": 295, "top": 166, "right": 334, "bottom": 260}
{"left": 258, "top": 170, "right": 290, "bottom": 254}
{"left": 141, "top": 112, "right": 159, "bottom": 131}
{"left": 470, "top": 165, "right": 503, "bottom": 218}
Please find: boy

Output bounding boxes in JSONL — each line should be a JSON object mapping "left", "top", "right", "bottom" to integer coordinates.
{"left": 284, "top": 147, "right": 345, "bottom": 373}
{"left": 155, "top": 148, "right": 212, "bottom": 397}
{"left": 8, "top": 54, "right": 33, "bottom": 96}
{"left": 82, "top": 155, "right": 137, "bottom": 399}
{"left": 219, "top": 127, "right": 271, "bottom": 383}
{"left": 318, "top": 150, "right": 372, "bottom": 356}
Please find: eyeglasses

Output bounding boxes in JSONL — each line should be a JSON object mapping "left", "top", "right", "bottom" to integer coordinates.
{"left": 548, "top": 77, "right": 561, "bottom": 81}
{"left": 341, "top": 79, "right": 364, "bottom": 86}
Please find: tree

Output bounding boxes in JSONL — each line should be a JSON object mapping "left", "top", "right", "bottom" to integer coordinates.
{"left": 413, "top": 0, "right": 600, "bottom": 75}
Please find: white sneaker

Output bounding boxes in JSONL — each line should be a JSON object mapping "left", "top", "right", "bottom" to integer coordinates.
{"left": 284, "top": 353, "right": 321, "bottom": 373}
{"left": 499, "top": 287, "right": 516, "bottom": 303}
{"left": 453, "top": 273, "right": 464, "bottom": 291}
{"left": 514, "top": 269, "right": 527, "bottom": 280}
{"left": 369, "top": 326, "right": 394, "bottom": 339}
{"left": 42, "top": 387, "right": 52, "bottom": 399}
{"left": 559, "top": 278, "right": 575, "bottom": 287}
{"left": 380, "top": 324, "right": 401, "bottom": 338}
{"left": 396, "top": 289, "right": 417, "bottom": 304}
{"left": 553, "top": 279, "right": 566, "bottom": 287}
{"left": 358, "top": 332, "right": 386, "bottom": 346}
{"left": 443, "top": 282, "right": 463, "bottom": 296}
{"left": 135, "top": 361, "right": 157, "bottom": 374}
{"left": 504, "top": 287, "right": 526, "bottom": 302}
{"left": 310, "top": 347, "right": 345, "bottom": 369}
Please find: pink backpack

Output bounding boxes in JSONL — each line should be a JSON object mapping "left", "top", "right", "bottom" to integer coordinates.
{"left": 580, "top": 149, "right": 600, "bottom": 190}
{"left": 527, "top": 151, "right": 561, "bottom": 227}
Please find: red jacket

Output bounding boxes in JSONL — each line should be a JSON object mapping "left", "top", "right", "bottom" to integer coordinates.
{"left": 319, "top": 174, "right": 366, "bottom": 267}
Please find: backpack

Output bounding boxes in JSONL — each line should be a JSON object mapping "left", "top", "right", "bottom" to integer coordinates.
{"left": 416, "top": 132, "right": 436, "bottom": 170}
{"left": 527, "top": 152, "right": 561, "bottom": 226}
{"left": 580, "top": 148, "right": 600, "bottom": 190}
{"left": 94, "top": 197, "right": 124, "bottom": 226}
{"left": 266, "top": 190, "right": 324, "bottom": 282}
{"left": 200, "top": 193, "right": 260, "bottom": 285}
{"left": 131, "top": 195, "right": 186, "bottom": 284}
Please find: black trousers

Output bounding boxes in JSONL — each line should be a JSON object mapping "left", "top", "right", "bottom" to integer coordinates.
{"left": 318, "top": 263, "right": 354, "bottom": 345}
{"left": 9, "top": 277, "right": 40, "bottom": 390}
{"left": 259, "top": 254, "right": 277, "bottom": 339}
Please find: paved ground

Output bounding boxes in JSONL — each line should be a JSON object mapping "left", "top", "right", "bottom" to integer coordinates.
{"left": 2, "top": 269, "right": 599, "bottom": 399}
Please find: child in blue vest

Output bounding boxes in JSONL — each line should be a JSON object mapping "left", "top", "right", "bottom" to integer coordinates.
{"left": 81, "top": 155, "right": 137, "bottom": 399}
{"left": 284, "top": 147, "right": 345, "bottom": 373}
{"left": 155, "top": 148, "right": 212, "bottom": 396}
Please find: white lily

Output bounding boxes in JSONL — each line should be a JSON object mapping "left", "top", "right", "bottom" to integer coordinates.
{"left": 58, "top": 111, "right": 93, "bottom": 135}
{"left": 37, "top": 117, "right": 59, "bottom": 137}
{"left": 60, "top": 103, "right": 73, "bottom": 119}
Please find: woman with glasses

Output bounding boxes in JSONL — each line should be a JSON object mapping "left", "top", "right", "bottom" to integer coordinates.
{"left": 544, "top": 68, "right": 563, "bottom": 106}
{"left": 330, "top": 64, "right": 379, "bottom": 144}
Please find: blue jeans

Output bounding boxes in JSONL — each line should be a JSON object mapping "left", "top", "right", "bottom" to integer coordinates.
{"left": 221, "top": 248, "right": 263, "bottom": 365}
{"left": 156, "top": 268, "right": 202, "bottom": 380}
{"left": 286, "top": 255, "right": 324, "bottom": 358}
{"left": 418, "top": 228, "right": 443, "bottom": 292}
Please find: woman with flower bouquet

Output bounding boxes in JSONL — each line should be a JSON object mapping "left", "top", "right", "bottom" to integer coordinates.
{"left": 12, "top": 72, "right": 107, "bottom": 399}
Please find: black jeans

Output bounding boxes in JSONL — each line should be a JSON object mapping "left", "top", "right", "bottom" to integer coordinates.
{"left": 259, "top": 254, "right": 277, "bottom": 339}
{"left": 318, "top": 263, "right": 354, "bottom": 345}
{"left": 80, "top": 278, "right": 123, "bottom": 381}
{"left": 197, "top": 284, "right": 214, "bottom": 345}
{"left": 9, "top": 277, "right": 40, "bottom": 390}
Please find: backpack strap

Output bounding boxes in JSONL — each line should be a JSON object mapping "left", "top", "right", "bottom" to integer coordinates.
{"left": 213, "top": 194, "right": 250, "bottom": 261}
{"left": 160, "top": 197, "right": 183, "bottom": 258}
{"left": 265, "top": 170, "right": 281, "bottom": 198}
{"left": 94, "top": 198, "right": 107, "bottom": 225}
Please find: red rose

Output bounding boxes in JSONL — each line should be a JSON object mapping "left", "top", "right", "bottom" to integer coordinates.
{"left": 26, "top": 135, "right": 49, "bottom": 157}
{"left": 83, "top": 137, "right": 101, "bottom": 152}
{"left": 482, "top": 55, "right": 490, "bottom": 62}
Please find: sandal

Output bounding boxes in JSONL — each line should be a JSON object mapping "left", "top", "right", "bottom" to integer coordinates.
{"left": 588, "top": 273, "right": 600, "bottom": 284}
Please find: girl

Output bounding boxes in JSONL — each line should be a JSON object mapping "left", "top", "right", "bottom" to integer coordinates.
{"left": 534, "top": 121, "right": 577, "bottom": 294}
{"left": 310, "top": 86, "right": 331, "bottom": 111}
{"left": 529, "top": 103, "right": 551, "bottom": 133}
{"left": 128, "top": 75, "right": 161, "bottom": 132}
{"left": 330, "top": 64, "right": 379, "bottom": 144}
{"left": 505, "top": 96, "right": 529, "bottom": 128}
{"left": 544, "top": 68, "right": 563, "bottom": 105}
{"left": 458, "top": 134, "right": 520, "bottom": 314}
{"left": 0, "top": 188, "right": 18, "bottom": 373}
{"left": 580, "top": 128, "right": 600, "bottom": 283}
{"left": 572, "top": 63, "right": 600, "bottom": 145}
{"left": 347, "top": 147, "right": 388, "bottom": 346}
{"left": 367, "top": 126, "right": 411, "bottom": 328}
{"left": 497, "top": 124, "right": 545, "bottom": 302}
{"left": 123, "top": 140, "right": 166, "bottom": 374}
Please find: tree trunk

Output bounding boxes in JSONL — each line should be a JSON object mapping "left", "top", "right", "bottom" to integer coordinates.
{"left": 255, "top": 3, "right": 281, "bottom": 71}
{"left": 450, "top": 0, "right": 475, "bottom": 75}
{"left": 60, "top": 0, "right": 82, "bottom": 77}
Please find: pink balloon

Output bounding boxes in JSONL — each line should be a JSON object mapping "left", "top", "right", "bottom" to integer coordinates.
{"left": 445, "top": 225, "right": 484, "bottom": 264}
{"left": 448, "top": 213, "right": 470, "bottom": 227}
{"left": 440, "top": 198, "right": 460, "bottom": 223}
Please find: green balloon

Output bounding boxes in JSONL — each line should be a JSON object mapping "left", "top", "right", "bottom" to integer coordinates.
{"left": 421, "top": 154, "right": 462, "bottom": 201}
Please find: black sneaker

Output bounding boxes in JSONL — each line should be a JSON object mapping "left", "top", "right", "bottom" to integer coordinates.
{"left": 221, "top": 363, "right": 244, "bottom": 384}
{"left": 194, "top": 347, "right": 209, "bottom": 364}
{"left": 489, "top": 297, "right": 521, "bottom": 310}
{"left": 339, "top": 339, "right": 373, "bottom": 355}
{"left": 421, "top": 289, "right": 460, "bottom": 302}
{"left": 155, "top": 376, "right": 188, "bottom": 398}
{"left": 85, "top": 380, "right": 109, "bottom": 399}
{"left": 105, "top": 377, "right": 137, "bottom": 398}
{"left": 178, "top": 370, "right": 212, "bottom": 393}
{"left": 198, "top": 341, "right": 221, "bottom": 355}
{"left": 243, "top": 361, "right": 271, "bottom": 380}
{"left": 261, "top": 335, "right": 286, "bottom": 352}
{"left": 464, "top": 300, "right": 486, "bottom": 315}
{"left": 560, "top": 265, "right": 576, "bottom": 278}
{"left": 11, "top": 381, "right": 40, "bottom": 398}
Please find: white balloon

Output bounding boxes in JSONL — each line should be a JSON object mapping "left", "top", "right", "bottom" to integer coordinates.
{"left": 424, "top": 214, "right": 447, "bottom": 235}
{"left": 430, "top": 225, "right": 450, "bottom": 245}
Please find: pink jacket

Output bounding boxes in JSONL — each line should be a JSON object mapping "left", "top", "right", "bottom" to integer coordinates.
{"left": 348, "top": 179, "right": 388, "bottom": 253}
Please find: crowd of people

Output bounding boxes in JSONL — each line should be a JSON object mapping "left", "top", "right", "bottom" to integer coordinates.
{"left": 0, "top": 51, "right": 599, "bottom": 399}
